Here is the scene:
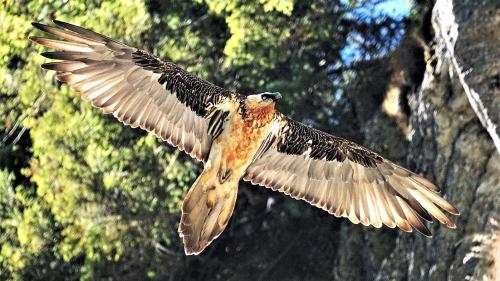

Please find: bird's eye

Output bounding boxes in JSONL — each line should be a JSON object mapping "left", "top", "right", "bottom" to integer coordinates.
{"left": 262, "top": 95, "right": 268, "bottom": 100}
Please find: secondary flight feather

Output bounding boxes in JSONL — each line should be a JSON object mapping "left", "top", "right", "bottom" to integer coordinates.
{"left": 30, "top": 20, "right": 459, "bottom": 255}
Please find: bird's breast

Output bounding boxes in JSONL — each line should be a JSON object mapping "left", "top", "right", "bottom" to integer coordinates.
{"left": 211, "top": 110, "right": 274, "bottom": 180}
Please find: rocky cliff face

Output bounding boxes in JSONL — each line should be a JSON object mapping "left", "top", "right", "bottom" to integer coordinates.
{"left": 372, "top": 0, "right": 499, "bottom": 280}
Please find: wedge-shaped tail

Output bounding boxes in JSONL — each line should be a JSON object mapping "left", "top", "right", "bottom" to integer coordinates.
{"left": 178, "top": 173, "right": 238, "bottom": 255}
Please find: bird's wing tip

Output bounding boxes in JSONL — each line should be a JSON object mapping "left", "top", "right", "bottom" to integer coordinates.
{"left": 451, "top": 208, "right": 460, "bottom": 216}
{"left": 53, "top": 19, "right": 74, "bottom": 29}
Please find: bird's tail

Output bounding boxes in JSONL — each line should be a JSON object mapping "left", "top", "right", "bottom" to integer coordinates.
{"left": 178, "top": 174, "right": 238, "bottom": 255}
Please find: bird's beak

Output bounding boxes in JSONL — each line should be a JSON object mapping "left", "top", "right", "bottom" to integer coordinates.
{"left": 268, "top": 92, "right": 282, "bottom": 101}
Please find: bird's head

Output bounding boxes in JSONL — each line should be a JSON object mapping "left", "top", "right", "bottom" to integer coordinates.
{"left": 245, "top": 92, "right": 282, "bottom": 107}
{"left": 244, "top": 92, "right": 281, "bottom": 123}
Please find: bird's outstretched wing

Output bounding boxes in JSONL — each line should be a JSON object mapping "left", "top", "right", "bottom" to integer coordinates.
{"left": 244, "top": 114, "right": 459, "bottom": 236}
{"left": 30, "top": 20, "right": 239, "bottom": 162}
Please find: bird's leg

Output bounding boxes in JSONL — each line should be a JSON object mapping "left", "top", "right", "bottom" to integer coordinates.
{"left": 217, "top": 168, "right": 232, "bottom": 184}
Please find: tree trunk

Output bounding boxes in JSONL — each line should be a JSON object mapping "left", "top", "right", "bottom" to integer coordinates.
{"left": 372, "top": 0, "right": 500, "bottom": 280}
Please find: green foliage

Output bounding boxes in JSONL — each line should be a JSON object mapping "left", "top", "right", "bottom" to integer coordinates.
{"left": 203, "top": 0, "right": 293, "bottom": 68}
{"left": 1, "top": 0, "right": 195, "bottom": 279}
{"left": 1, "top": 0, "right": 407, "bottom": 280}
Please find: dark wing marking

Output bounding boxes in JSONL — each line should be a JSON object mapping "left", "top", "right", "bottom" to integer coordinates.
{"left": 30, "top": 20, "right": 239, "bottom": 162}
{"left": 244, "top": 114, "right": 459, "bottom": 236}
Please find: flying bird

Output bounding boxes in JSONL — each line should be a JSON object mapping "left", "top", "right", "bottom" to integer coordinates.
{"left": 30, "top": 20, "right": 459, "bottom": 255}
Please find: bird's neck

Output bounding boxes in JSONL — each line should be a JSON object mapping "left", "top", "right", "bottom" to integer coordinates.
{"left": 243, "top": 103, "right": 276, "bottom": 127}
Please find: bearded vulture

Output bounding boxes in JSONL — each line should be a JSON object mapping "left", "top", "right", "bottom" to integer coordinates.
{"left": 30, "top": 20, "right": 459, "bottom": 255}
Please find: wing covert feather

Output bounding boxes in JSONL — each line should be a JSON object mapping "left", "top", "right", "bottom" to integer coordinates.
{"left": 244, "top": 114, "right": 459, "bottom": 236}
{"left": 31, "top": 20, "right": 240, "bottom": 162}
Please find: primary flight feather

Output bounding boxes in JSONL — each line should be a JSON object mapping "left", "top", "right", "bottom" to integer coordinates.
{"left": 30, "top": 20, "right": 459, "bottom": 255}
